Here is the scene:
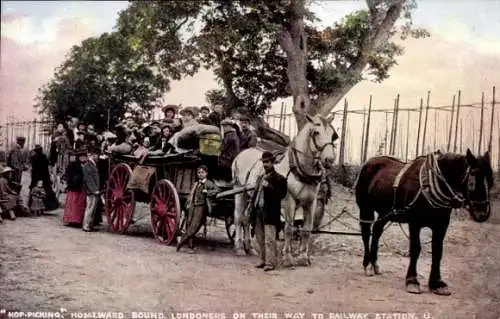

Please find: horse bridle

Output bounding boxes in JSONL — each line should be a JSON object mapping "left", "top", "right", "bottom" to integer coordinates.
{"left": 291, "top": 127, "right": 336, "bottom": 162}
{"left": 433, "top": 160, "right": 490, "bottom": 211}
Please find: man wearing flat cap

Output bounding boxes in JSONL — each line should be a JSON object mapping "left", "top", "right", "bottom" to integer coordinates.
{"left": 7, "top": 136, "right": 27, "bottom": 189}
{"left": 250, "top": 151, "right": 287, "bottom": 271}
{"left": 238, "top": 115, "right": 257, "bottom": 151}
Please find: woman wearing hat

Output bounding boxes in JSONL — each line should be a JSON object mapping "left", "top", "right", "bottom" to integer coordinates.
{"left": 62, "top": 149, "right": 86, "bottom": 226}
{"left": 0, "top": 166, "right": 20, "bottom": 220}
{"left": 180, "top": 107, "right": 200, "bottom": 129}
{"left": 162, "top": 104, "right": 179, "bottom": 123}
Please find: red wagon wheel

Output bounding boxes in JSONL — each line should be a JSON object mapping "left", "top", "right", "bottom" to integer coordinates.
{"left": 150, "top": 179, "right": 181, "bottom": 245}
{"left": 105, "top": 163, "right": 135, "bottom": 233}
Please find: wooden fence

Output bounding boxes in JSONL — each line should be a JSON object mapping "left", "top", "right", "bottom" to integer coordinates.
{"left": 0, "top": 120, "right": 53, "bottom": 154}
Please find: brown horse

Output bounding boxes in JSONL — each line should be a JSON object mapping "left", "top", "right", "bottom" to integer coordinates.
{"left": 355, "top": 149, "right": 493, "bottom": 295}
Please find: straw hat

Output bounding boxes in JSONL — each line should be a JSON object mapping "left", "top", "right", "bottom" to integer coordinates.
{"left": 180, "top": 106, "right": 200, "bottom": 117}
{"left": 162, "top": 104, "right": 180, "bottom": 114}
{"left": 0, "top": 166, "right": 13, "bottom": 175}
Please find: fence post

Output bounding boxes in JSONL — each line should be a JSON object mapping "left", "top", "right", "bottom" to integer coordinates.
{"left": 390, "top": 94, "right": 400, "bottom": 156}
{"left": 389, "top": 98, "right": 397, "bottom": 155}
{"left": 405, "top": 109, "right": 410, "bottom": 161}
{"left": 479, "top": 92, "right": 485, "bottom": 154}
{"left": 279, "top": 102, "right": 285, "bottom": 133}
{"left": 33, "top": 119, "right": 38, "bottom": 150}
{"left": 421, "top": 91, "right": 431, "bottom": 154}
{"left": 488, "top": 86, "right": 496, "bottom": 153}
{"left": 338, "top": 99, "right": 349, "bottom": 166}
{"left": 453, "top": 90, "right": 462, "bottom": 153}
{"left": 362, "top": 95, "right": 373, "bottom": 162}
{"left": 416, "top": 98, "right": 423, "bottom": 156}
{"left": 360, "top": 105, "right": 366, "bottom": 163}
{"left": 447, "top": 95, "right": 455, "bottom": 152}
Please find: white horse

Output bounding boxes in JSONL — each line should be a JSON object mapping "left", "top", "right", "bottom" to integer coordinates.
{"left": 232, "top": 114, "right": 338, "bottom": 266}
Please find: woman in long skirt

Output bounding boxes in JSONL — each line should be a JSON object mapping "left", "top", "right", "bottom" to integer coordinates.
{"left": 62, "top": 150, "right": 86, "bottom": 226}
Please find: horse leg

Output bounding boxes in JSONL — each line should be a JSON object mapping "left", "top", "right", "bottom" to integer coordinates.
{"left": 429, "top": 219, "right": 451, "bottom": 296}
{"left": 369, "top": 218, "right": 389, "bottom": 275}
{"left": 281, "top": 196, "right": 296, "bottom": 268}
{"left": 360, "top": 209, "right": 374, "bottom": 276}
{"left": 234, "top": 193, "right": 246, "bottom": 256}
{"left": 405, "top": 223, "right": 422, "bottom": 294}
{"left": 297, "top": 200, "right": 316, "bottom": 267}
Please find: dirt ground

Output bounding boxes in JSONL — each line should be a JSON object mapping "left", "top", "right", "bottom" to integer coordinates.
{"left": 1, "top": 174, "right": 499, "bottom": 318}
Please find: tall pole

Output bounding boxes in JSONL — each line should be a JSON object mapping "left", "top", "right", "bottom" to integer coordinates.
{"left": 453, "top": 90, "right": 462, "bottom": 152}
{"left": 338, "top": 99, "right": 349, "bottom": 166}
{"left": 405, "top": 109, "right": 410, "bottom": 161}
{"left": 384, "top": 112, "right": 389, "bottom": 154}
{"left": 360, "top": 106, "right": 366, "bottom": 163}
{"left": 459, "top": 119, "right": 463, "bottom": 153}
{"left": 363, "top": 95, "right": 373, "bottom": 162}
{"left": 433, "top": 109, "right": 437, "bottom": 151}
{"left": 416, "top": 98, "right": 424, "bottom": 156}
{"left": 447, "top": 95, "right": 456, "bottom": 152}
{"left": 479, "top": 92, "right": 485, "bottom": 154}
{"left": 390, "top": 94, "right": 400, "bottom": 155}
{"left": 488, "top": 86, "right": 496, "bottom": 153}
{"left": 421, "top": 91, "right": 431, "bottom": 154}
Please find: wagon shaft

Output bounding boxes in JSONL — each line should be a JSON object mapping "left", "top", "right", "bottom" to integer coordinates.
{"left": 215, "top": 185, "right": 255, "bottom": 199}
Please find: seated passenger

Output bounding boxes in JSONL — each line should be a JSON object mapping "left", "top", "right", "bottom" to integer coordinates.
{"left": 133, "top": 136, "right": 150, "bottom": 159}
{"left": 180, "top": 107, "right": 200, "bottom": 128}
{"left": 145, "top": 122, "right": 162, "bottom": 150}
{"left": 207, "top": 103, "right": 225, "bottom": 128}
{"left": 162, "top": 104, "right": 179, "bottom": 124}
{"left": 149, "top": 124, "right": 175, "bottom": 156}
{"left": 198, "top": 106, "right": 211, "bottom": 124}
{"left": 238, "top": 115, "right": 257, "bottom": 151}
{"left": 107, "top": 126, "right": 132, "bottom": 155}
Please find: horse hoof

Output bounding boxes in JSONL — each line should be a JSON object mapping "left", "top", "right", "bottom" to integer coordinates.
{"left": 249, "top": 248, "right": 258, "bottom": 256}
{"left": 282, "top": 255, "right": 295, "bottom": 268}
{"left": 406, "top": 283, "right": 422, "bottom": 294}
{"left": 373, "top": 264, "right": 381, "bottom": 275}
{"left": 364, "top": 266, "right": 374, "bottom": 277}
{"left": 235, "top": 248, "right": 246, "bottom": 257}
{"left": 430, "top": 286, "right": 451, "bottom": 296}
{"left": 296, "top": 254, "right": 311, "bottom": 267}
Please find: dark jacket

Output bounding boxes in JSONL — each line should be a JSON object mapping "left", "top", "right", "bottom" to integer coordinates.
{"left": 207, "top": 112, "right": 224, "bottom": 127}
{"left": 66, "top": 161, "right": 84, "bottom": 192}
{"left": 218, "top": 129, "right": 240, "bottom": 169}
{"left": 239, "top": 129, "right": 257, "bottom": 151}
{"left": 30, "top": 148, "right": 51, "bottom": 188}
{"left": 82, "top": 160, "right": 100, "bottom": 195}
{"left": 251, "top": 168, "right": 287, "bottom": 226}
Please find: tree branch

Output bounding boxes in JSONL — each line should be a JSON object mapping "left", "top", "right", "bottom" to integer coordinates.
{"left": 314, "top": 0, "right": 404, "bottom": 117}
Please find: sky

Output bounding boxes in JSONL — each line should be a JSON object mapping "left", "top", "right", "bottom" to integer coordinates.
{"left": 1, "top": 1, "right": 500, "bottom": 162}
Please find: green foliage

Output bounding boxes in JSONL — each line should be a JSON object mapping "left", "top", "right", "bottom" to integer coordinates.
{"left": 35, "top": 32, "right": 168, "bottom": 130}
{"left": 115, "top": 1, "right": 428, "bottom": 116}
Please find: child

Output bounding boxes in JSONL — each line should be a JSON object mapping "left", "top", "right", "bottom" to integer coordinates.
{"left": 176, "top": 165, "right": 219, "bottom": 252}
{"left": 30, "top": 180, "right": 46, "bottom": 216}
{"left": 82, "top": 147, "right": 100, "bottom": 232}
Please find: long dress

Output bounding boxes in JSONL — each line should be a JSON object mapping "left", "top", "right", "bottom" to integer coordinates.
{"left": 62, "top": 160, "right": 86, "bottom": 225}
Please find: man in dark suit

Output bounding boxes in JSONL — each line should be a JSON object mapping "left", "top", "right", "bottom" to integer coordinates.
{"left": 81, "top": 147, "right": 100, "bottom": 232}
{"left": 251, "top": 151, "right": 288, "bottom": 271}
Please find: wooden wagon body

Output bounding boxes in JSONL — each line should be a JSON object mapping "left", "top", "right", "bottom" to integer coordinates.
{"left": 104, "top": 151, "right": 235, "bottom": 245}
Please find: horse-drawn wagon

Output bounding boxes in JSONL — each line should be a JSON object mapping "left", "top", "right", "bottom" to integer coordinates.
{"left": 103, "top": 150, "right": 237, "bottom": 245}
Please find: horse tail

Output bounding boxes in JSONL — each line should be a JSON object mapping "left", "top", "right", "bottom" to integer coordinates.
{"left": 354, "top": 160, "right": 376, "bottom": 223}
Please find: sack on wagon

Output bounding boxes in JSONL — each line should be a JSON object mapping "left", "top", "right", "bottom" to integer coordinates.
{"left": 175, "top": 124, "right": 221, "bottom": 153}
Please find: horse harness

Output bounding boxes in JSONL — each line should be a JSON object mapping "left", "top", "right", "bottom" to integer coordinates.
{"left": 390, "top": 153, "right": 470, "bottom": 216}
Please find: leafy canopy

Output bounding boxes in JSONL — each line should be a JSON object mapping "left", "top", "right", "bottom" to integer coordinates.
{"left": 35, "top": 32, "right": 169, "bottom": 130}
{"left": 116, "top": 0, "right": 428, "bottom": 116}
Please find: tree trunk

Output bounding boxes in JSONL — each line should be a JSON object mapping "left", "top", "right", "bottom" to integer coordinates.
{"left": 279, "top": 0, "right": 310, "bottom": 130}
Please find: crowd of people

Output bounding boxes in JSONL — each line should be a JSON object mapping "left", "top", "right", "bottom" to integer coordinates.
{"left": 0, "top": 103, "right": 332, "bottom": 272}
